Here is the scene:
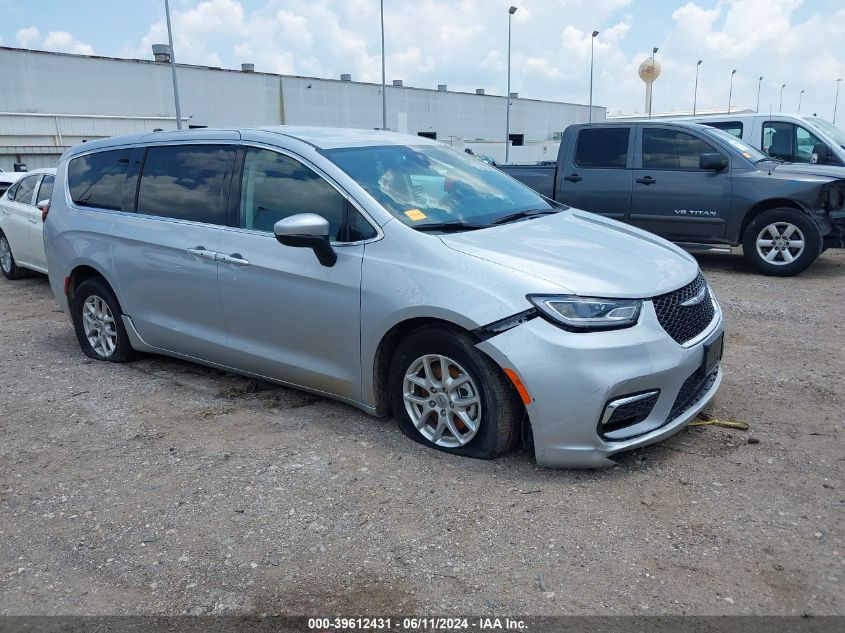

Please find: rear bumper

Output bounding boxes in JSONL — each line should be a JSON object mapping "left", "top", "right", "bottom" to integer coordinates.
{"left": 477, "top": 298, "right": 725, "bottom": 469}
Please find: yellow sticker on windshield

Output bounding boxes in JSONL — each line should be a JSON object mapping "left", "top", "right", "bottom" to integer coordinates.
{"left": 742, "top": 152, "right": 752, "bottom": 159}
{"left": 404, "top": 209, "right": 427, "bottom": 221}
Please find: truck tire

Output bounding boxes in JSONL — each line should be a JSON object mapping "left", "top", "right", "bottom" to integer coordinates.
{"left": 742, "top": 208, "right": 822, "bottom": 277}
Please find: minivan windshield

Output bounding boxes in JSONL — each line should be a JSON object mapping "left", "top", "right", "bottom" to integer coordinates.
{"left": 321, "top": 144, "right": 557, "bottom": 229}
{"left": 701, "top": 126, "right": 769, "bottom": 162}
{"left": 804, "top": 117, "right": 845, "bottom": 149}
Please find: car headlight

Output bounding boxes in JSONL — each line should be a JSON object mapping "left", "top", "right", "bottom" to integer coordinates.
{"left": 527, "top": 294, "right": 642, "bottom": 331}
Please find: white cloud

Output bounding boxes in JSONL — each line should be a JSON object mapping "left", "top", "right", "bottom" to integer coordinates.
{"left": 117, "top": 0, "right": 845, "bottom": 120}
{"left": 14, "top": 27, "right": 94, "bottom": 55}
{"left": 15, "top": 27, "right": 40, "bottom": 47}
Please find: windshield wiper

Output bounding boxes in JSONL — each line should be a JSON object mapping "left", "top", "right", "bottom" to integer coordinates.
{"left": 756, "top": 156, "right": 783, "bottom": 164}
{"left": 491, "top": 208, "right": 560, "bottom": 225}
{"left": 413, "top": 221, "right": 488, "bottom": 232}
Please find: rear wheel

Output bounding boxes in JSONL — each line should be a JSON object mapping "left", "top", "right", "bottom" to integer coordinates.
{"left": 742, "top": 208, "right": 822, "bottom": 276}
{"left": 388, "top": 325, "right": 521, "bottom": 460}
{"left": 70, "top": 277, "right": 137, "bottom": 362}
{"left": 0, "top": 233, "right": 27, "bottom": 280}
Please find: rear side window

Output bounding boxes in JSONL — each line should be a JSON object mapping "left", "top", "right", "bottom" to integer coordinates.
{"left": 68, "top": 150, "right": 131, "bottom": 210}
{"left": 707, "top": 121, "right": 743, "bottom": 137}
{"left": 137, "top": 145, "right": 236, "bottom": 225}
{"left": 574, "top": 128, "right": 629, "bottom": 168}
{"left": 12, "top": 175, "right": 39, "bottom": 204}
{"left": 642, "top": 128, "right": 717, "bottom": 170}
{"left": 37, "top": 175, "right": 54, "bottom": 203}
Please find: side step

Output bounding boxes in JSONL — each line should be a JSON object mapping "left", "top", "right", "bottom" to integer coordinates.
{"left": 674, "top": 242, "right": 733, "bottom": 254}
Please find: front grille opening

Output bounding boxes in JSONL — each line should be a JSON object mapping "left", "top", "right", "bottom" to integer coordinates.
{"left": 668, "top": 366, "right": 719, "bottom": 422}
{"left": 652, "top": 272, "right": 716, "bottom": 345}
{"left": 600, "top": 391, "right": 660, "bottom": 437}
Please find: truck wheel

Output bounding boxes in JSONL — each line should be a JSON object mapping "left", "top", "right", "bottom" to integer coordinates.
{"left": 742, "top": 208, "right": 822, "bottom": 277}
{"left": 388, "top": 325, "right": 521, "bottom": 460}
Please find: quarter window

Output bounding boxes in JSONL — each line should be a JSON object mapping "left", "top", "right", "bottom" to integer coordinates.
{"left": 36, "top": 175, "right": 54, "bottom": 203}
{"left": 642, "top": 128, "right": 717, "bottom": 170}
{"left": 239, "top": 147, "right": 374, "bottom": 242}
{"left": 68, "top": 149, "right": 131, "bottom": 210}
{"left": 707, "top": 121, "right": 743, "bottom": 137}
{"left": 574, "top": 128, "right": 629, "bottom": 168}
{"left": 137, "top": 145, "right": 236, "bottom": 225}
{"left": 12, "top": 175, "right": 39, "bottom": 204}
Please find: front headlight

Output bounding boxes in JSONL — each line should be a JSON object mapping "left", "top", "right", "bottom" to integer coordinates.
{"left": 527, "top": 294, "right": 642, "bottom": 331}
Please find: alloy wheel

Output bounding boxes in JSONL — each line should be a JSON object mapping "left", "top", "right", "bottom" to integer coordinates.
{"left": 82, "top": 295, "right": 117, "bottom": 358}
{"left": 402, "top": 354, "right": 482, "bottom": 447}
{"left": 756, "top": 222, "right": 805, "bottom": 265}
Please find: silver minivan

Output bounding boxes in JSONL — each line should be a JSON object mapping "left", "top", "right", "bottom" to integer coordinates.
{"left": 45, "top": 127, "right": 725, "bottom": 468}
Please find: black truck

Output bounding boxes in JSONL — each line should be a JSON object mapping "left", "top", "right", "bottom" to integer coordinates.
{"left": 499, "top": 121, "right": 845, "bottom": 276}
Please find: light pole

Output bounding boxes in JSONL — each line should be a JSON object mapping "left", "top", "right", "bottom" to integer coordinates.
{"left": 692, "top": 59, "right": 702, "bottom": 116}
{"left": 380, "top": 0, "right": 386, "bottom": 130}
{"left": 648, "top": 47, "right": 658, "bottom": 119}
{"left": 164, "top": 0, "right": 182, "bottom": 130}
{"left": 756, "top": 76, "right": 763, "bottom": 112}
{"left": 779, "top": 83, "right": 786, "bottom": 113}
{"left": 835, "top": 79, "right": 842, "bottom": 124}
{"left": 505, "top": 6, "right": 517, "bottom": 163}
{"left": 589, "top": 30, "right": 599, "bottom": 122}
{"left": 798, "top": 89, "right": 805, "bottom": 114}
{"left": 727, "top": 69, "right": 736, "bottom": 113}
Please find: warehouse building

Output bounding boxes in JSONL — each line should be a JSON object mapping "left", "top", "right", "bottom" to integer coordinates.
{"left": 0, "top": 46, "right": 604, "bottom": 170}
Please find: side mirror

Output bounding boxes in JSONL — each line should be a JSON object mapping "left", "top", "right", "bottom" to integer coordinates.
{"left": 811, "top": 143, "right": 830, "bottom": 165}
{"left": 700, "top": 153, "right": 728, "bottom": 171}
{"left": 273, "top": 213, "right": 337, "bottom": 267}
{"left": 37, "top": 199, "right": 50, "bottom": 222}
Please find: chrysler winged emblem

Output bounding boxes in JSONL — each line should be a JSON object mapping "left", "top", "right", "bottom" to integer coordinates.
{"left": 680, "top": 285, "right": 709, "bottom": 307}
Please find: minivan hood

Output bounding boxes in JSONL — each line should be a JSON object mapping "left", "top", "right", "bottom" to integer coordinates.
{"left": 439, "top": 210, "right": 699, "bottom": 298}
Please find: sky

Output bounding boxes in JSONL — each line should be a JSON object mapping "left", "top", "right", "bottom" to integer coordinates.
{"left": 1, "top": 0, "right": 844, "bottom": 122}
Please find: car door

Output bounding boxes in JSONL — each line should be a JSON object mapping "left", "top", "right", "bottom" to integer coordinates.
{"left": 1, "top": 174, "right": 40, "bottom": 267}
{"left": 629, "top": 125, "right": 730, "bottom": 241}
{"left": 25, "top": 174, "right": 53, "bottom": 271}
{"left": 107, "top": 143, "right": 236, "bottom": 362}
{"left": 216, "top": 146, "right": 376, "bottom": 402}
{"left": 556, "top": 126, "right": 633, "bottom": 221}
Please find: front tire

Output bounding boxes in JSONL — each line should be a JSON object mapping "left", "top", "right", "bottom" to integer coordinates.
{"left": 0, "top": 233, "right": 27, "bottom": 280}
{"left": 70, "top": 278, "right": 137, "bottom": 362}
{"left": 742, "top": 208, "right": 822, "bottom": 276}
{"left": 388, "top": 325, "right": 521, "bottom": 460}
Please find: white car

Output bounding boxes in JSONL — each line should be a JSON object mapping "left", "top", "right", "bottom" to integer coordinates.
{"left": 0, "top": 170, "right": 25, "bottom": 198}
{"left": 0, "top": 168, "right": 56, "bottom": 279}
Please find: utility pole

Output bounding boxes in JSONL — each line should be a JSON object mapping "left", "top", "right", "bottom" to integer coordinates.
{"left": 164, "top": 0, "right": 182, "bottom": 130}
{"left": 693, "top": 60, "right": 702, "bottom": 116}
{"left": 756, "top": 76, "right": 763, "bottom": 112}
{"left": 505, "top": 6, "right": 517, "bottom": 163}
{"left": 380, "top": 0, "right": 386, "bottom": 130}
{"left": 779, "top": 83, "right": 786, "bottom": 113}
{"left": 589, "top": 31, "right": 599, "bottom": 122}
{"left": 835, "top": 79, "right": 842, "bottom": 124}
{"left": 727, "top": 69, "right": 736, "bottom": 113}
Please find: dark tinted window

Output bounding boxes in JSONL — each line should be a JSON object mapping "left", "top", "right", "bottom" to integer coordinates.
{"left": 642, "top": 128, "right": 717, "bottom": 170}
{"left": 707, "top": 121, "right": 743, "bottom": 137}
{"left": 68, "top": 150, "right": 131, "bottom": 210}
{"left": 36, "top": 175, "right": 54, "bottom": 203}
{"left": 574, "top": 128, "right": 629, "bottom": 168}
{"left": 240, "top": 148, "right": 356, "bottom": 241}
{"left": 12, "top": 175, "right": 39, "bottom": 204}
{"left": 137, "top": 145, "right": 236, "bottom": 224}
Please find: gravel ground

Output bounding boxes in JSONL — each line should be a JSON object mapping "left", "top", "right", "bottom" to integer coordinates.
{"left": 0, "top": 251, "right": 843, "bottom": 616}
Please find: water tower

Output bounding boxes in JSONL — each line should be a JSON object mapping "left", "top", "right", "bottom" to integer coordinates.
{"left": 639, "top": 54, "right": 662, "bottom": 117}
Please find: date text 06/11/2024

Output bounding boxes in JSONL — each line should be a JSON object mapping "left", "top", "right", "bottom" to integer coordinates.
{"left": 307, "top": 617, "right": 528, "bottom": 630}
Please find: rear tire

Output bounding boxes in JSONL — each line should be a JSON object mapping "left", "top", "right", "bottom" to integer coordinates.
{"left": 70, "top": 277, "right": 137, "bottom": 363}
{"left": 742, "top": 208, "right": 822, "bottom": 276}
{"left": 0, "top": 233, "right": 28, "bottom": 280}
{"left": 388, "top": 325, "right": 521, "bottom": 460}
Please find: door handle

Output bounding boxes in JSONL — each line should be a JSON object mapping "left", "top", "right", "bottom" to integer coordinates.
{"left": 636, "top": 176, "right": 656, "bottom": 185}
{"left": 28, "top": 217, "right": 39, "bottom": 224}
{"left": 186, "top": 247, "right": 218, "bottom": 260}
{"left": 217, "top": 253, "right": 250, "bottom": 266}
{"left": 563, "top": 173, "right": 582, "bottom": 182}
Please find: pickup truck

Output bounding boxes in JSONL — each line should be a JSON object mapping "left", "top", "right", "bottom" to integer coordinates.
{"left": 500, "top": 121, "right": 845, "bottom": 276}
